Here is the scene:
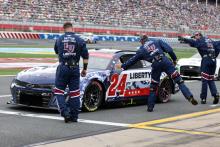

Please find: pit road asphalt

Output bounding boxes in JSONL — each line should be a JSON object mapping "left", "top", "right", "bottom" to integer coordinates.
{"left": 0, "top": 39, "right": 219, "bottom": 147}
{"left": 0, "top": 76, "right": 220, "bottom": 147}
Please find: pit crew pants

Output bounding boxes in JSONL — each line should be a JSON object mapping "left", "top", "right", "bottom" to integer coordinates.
{"left": 200, "top": 57, "right": 218, "bottom": 100}
{"left": 54, "top": 64, "right": 80, "bottom": 120}
{"left": 148, "top": 56, "right": 193, "bottom": 108}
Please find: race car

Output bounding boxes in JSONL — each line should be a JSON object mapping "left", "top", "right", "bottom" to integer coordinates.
{"left": 9, "top": 49, "right": 179, "bottom": 112}
{"left": 80, "top": 33, "right": 98, "bottom": 44}
{"left": 176, "top": 54, "right": 220, "bottom": 80}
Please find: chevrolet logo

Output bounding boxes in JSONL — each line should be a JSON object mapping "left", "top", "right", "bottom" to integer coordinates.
{"left": 189, "top": 66, "right": 194, "bottom": 69}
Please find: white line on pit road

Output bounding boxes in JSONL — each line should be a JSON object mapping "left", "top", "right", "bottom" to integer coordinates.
{"left": 0, "top": 110, "right": 130, "bottom": 127}
{"left": 0, "top": 95, "right": 11, "bottom": 98}
{"left": 184, "top": 80, "right": 197, "bottom": 83}
{"left": 210, "top": 104, "right": 220, "bottom": 107}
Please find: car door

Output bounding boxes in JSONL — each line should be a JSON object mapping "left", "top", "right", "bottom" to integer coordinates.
{"left": 106, "top": 53, "right": 152, "bottom": 102}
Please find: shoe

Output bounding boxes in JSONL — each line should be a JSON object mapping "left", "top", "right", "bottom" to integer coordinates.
{"left": 147, "top": 107, "right": 154, "bottom": 112}
{"left": 213, "top": 95, "right": 219, "bottom": 104}
{"left": 188, "top": 96, "right": 198, "bottom": 105}
{"left": 71, "top": 117, "right": 78, "bottom": 122}
{"left": 201, "top": 99, "right": 206, "bottom": 104}
{"left": 64, "top": 115, "right": 72, "bottom": 123}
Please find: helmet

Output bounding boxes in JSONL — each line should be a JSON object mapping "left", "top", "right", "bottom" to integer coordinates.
{"left": 191, "top": 32, "right": 203, "bottom": 38}
{"left": 139, "top": 35, "right": 148, "bottom": 44}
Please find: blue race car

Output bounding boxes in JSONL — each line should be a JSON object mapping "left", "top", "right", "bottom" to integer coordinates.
{"left": 10, "top": 49, "right": 178, "bottom": 112}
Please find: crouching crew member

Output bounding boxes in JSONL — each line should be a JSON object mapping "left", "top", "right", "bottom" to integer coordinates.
{"left": 54, "top": 22, "right": 89, "bottom": 123}
{"left": 117, "top": 35, "right": 198, "bottom": 112}
{"left": 178, "top": 32, "right": 220, "bottom": 104}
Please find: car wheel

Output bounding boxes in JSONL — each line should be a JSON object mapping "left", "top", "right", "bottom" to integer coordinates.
{"left": 157, "top": 79, "right": 172, "bottom": 103}
{"left": 217, "top": 68, "right": 220, "bottom": 80}
{"left": 82, "top": 81, "right": 104, "bottom": 112}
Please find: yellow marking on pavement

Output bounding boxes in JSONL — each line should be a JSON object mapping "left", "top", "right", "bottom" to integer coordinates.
{"left": 130, "top": 108, "right": 220, "bottom": 128}
{"left": 135, "top": 126, "right": 220, "bottom": 137}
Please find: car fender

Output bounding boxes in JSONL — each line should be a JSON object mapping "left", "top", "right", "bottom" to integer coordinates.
{"left": 80, "top": 70, "right": 111, "bottom": 96}
{"left": 215, "top": 59, "right": 220, "bottom": 78}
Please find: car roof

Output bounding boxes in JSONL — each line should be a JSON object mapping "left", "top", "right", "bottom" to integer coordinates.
{"left": 89, "top": 49, "right": 136, "bottom": 55}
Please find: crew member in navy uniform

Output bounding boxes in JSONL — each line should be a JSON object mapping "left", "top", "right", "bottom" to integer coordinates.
{"left": 116, "top": 35, "right": 198, "bottom": 112}
{"left": 178, "top": 32, "right": 220, "bottom": 104}
{"left": 54, "top": 22, "right": 89, "bottom": 123}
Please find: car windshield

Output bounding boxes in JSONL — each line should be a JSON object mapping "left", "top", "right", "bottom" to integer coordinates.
{"left": 79, "top": 53, "right": 112, "bottom": 70}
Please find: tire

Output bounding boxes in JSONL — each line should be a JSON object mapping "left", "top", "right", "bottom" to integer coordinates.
{"left": 157, "top": 79, "right": 172, "bottom": 103}
{"left": 87, "top": 39, "right": 91, "bottom": 44}
{"left": 82, "top": 81, "right": 104, "bottom": 112}
{"left": 217, "top": 68, "right": 220, "bottom": 81}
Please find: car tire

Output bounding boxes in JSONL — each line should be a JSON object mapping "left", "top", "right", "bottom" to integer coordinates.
{"left": 157, "top": 79, "right": 172, "bottom": 103}
{"left": 217, "top": 68, "right": 220, "bottom": 81}
{"left": 82, "top": 81, "right": 104, "bottom": 112}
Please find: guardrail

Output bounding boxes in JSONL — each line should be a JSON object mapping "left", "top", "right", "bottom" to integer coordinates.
{"left": 0, "top": 32, "right": 180, "bottom": 43}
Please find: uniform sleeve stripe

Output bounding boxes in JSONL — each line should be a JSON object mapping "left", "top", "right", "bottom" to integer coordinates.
{"left": 70, "top": 91, "right": 80, "bottom": 97}
{"left": 53, "top": 87, "right": 65, "bottom": 94}
{"left": 70, "top": 89, "right": 80, "bottom": 93}
{"left": 54, "top": 93, "right": 64, "bottom": 95}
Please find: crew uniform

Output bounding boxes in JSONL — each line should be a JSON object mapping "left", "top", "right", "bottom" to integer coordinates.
{"left": 54, "top": 32, "right": 88, "bottom": 121}
{"left": 121, "top": 38, "right": 197, "bottom": 111}
{"left": 179, "top": 35, "right": 220, "bottom": 104}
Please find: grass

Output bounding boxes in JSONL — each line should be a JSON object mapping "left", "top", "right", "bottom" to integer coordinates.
{"left": 0, "top": 45, "right": 53, "bottom": 48}
{"left": 173, "top": 48, "right": 197, "bottom": 57}
{"left": 0, "top": 69, "right": 24, "bottom": 75}
{"left": 0, "top": 48, "right": 196, "bottom": 58}
{"left": 0, "top": 48, "right": 197, "bottom": 75}
{"left": 173, "top": 48, "right": 197, "bottom": 59}
{"left": 0, "top": 53, "right": 56, "bottom": 58}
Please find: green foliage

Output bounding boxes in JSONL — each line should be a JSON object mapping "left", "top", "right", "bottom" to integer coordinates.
{"left": 0, "top": 53, "right": 56, "bottom": 58}
{"left": 0, "top": 69, "right": 23, "bottom": 75}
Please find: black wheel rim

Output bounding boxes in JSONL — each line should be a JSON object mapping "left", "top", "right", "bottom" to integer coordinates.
{"left": 159, "top": 80, "right": 171, "bottom": 103}
{"left": 84, "top": 83, "right": 102, "bottom": 111}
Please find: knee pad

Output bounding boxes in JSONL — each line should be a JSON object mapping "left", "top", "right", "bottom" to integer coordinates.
{"left": 201, "top": 72, "right": 214, "bottom": 80}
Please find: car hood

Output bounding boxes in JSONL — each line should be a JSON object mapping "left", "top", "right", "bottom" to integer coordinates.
{"left": 177, "top": 58, "right": 201, "bottom": 66}
{"left": 16, "top": 66, "right": 104, "bottom": 85}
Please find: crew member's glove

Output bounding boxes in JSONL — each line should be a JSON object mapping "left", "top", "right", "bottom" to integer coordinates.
{"left": 115, "top": 63, "right": 122, "bottom": 70}
{"left": 177, "top": 36, "right": 185, "bottom": 43}
{"left": 173, "top": 60, "right": 177, "bottom": 66}
{"left": 81, "top": 69, "right": 87, "bottom": 77}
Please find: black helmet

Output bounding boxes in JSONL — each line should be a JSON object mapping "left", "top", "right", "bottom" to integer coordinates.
{"left": 191, "top": 32, "right": 203, "bottom": 38}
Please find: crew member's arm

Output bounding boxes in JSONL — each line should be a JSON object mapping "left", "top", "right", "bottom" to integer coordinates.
{"left": 121, "top": 50, "right": 143, "bottom": 70}
{"left": 158, "top": 40, "right": 177, "bottom": 65}
{"left": 178, "top": 36, "right": 197, "bottom": 47}
{"left": 81, "top": 41, "right": 89, "bottom": 77}
{"left": 54, "top": 39, "right": 58, "bottom": 54}
{"left": 213, "top": 41, "right": 220, "bottom": 57}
